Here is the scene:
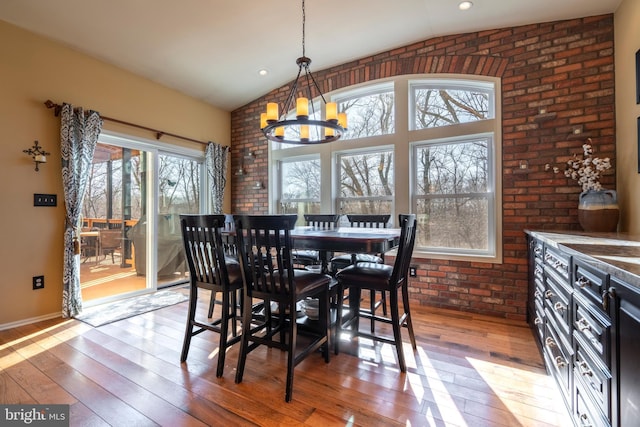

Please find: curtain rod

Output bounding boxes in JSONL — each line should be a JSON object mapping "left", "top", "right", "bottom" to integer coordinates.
{"left": 44, "top": 100, "right": 215, "bottom": 147}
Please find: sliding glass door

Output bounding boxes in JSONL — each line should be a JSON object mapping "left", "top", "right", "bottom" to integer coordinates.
{"left": 79, "top": 132, "right": 204, "bottom": 304}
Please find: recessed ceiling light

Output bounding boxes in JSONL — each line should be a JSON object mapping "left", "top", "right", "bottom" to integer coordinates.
{"left": 458, "top": 1, "right": 473, "bottom": 11}
{"left": 258, "top": 69, "right": 268, "bottom": 76}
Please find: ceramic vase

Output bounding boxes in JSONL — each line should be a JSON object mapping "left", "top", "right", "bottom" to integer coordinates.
{"left": 578, "top": 189, "right": 619, "bottom": 232}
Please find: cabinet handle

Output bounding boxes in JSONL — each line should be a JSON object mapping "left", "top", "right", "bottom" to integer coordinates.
{"left": 602, "top": 287, "right": 616, "bottom": 311}
{"left": 534, "top": 317, "right": 543, "bottom": 325}
{"left": 579, "top": 413, "right": 593, "bottom": 427}
{"left": 534, "top": 290, "right": 542, "bottom": 298}
{"left": 554, "top": 356, "right": 566, "bottom": 368}
{"left": 554, "top": 302, "right": 566, "bottom": 312}
{"left": 545, "top": 337, "right": 556, "bottom": 348}
{"left": 577, "top": 318, "right": 591, "bottom": 332}
{"left": 576, "top": 276, "right": 590, "bottom": 288}
{"left": 578, "top": 361, "right": 594, "bottom": 377}
{"left": 544, "top": 290, "right": 554, "bottom": 299}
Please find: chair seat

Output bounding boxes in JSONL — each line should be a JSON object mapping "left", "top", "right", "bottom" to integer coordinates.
{"left": 330, "top": 253, "right": 382, "bottom": 272}
{"left": 273, "top": 270, "right": 331, "bottom": 297}
{"left": 335, "top": 262, "right": 393, "bottom": 291}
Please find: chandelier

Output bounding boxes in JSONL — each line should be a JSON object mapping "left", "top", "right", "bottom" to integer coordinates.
{"left": 260, "top": 0, "right": 347, "bottom": 145}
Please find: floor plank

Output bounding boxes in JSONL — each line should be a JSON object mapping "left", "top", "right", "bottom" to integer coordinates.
{"left": 0, "top": 290, "right": 573, "bottom": 426}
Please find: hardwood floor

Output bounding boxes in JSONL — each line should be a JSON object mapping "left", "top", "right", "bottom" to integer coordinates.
{"left": 0, "top": 289, "right": 573, "bottom": 426}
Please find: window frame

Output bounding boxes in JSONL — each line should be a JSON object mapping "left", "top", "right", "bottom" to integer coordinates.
{"left": 267, "top": 74, "right": 502, "bottom": 264}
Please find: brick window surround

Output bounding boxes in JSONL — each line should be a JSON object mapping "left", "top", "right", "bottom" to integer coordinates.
{"left": 230, "top": 15, "right": 615, "bottom": 320}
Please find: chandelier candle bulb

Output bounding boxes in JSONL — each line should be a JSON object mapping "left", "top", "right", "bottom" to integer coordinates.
{"left": 296, "top": 97, "right": 309, "bottom": 118}
{"left": 338, "top": 112, "right": 348, "bottom": 129}
{"left": 266, "top": 103, "right": 279, "bottom": 122}
{"left": 326, "top": 102, "right": 337, "bottom": 121}
{"left": 275, "top": 126, "right": 284, "bottom": 137}
{"left": 325, "top": 127, "right": 334, "bottom": 137}
{"left": 300, "top": 125, "right": 309, "bottom": 140}
{"left": 260, "top": 113, "right": 267, "bottom": 129}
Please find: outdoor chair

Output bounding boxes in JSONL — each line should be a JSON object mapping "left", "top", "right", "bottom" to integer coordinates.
{"left": 99, "top": 229, "right": 123, "bottom": 264}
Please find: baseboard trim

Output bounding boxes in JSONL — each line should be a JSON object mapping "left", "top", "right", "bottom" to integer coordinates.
{"left": 0, "top": 312, "right": 63, "bottom": 331}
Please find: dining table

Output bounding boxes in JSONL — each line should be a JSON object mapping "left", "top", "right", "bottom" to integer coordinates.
{"left": 290, "top": 226, "right": 401, "bottom": 274}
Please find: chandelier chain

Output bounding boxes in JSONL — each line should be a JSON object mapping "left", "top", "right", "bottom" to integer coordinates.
{"left": 301, "top": 0, "right": 306, "bottom": 58}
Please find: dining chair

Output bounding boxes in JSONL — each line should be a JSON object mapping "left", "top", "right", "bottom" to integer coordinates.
{"left": 292, "top": 214, "right": 341, "bottom": 270}
{"left": 330, "top": 214, "right": 391, "bottom": 332}
{"left": 179, "top": 214, "right": 243, "bottom": 377}
{"left": 335, "top": 214, "right": 417, "bottom": 372}
{"left": 233, "top": 214, "right": 331, "bottom": 402}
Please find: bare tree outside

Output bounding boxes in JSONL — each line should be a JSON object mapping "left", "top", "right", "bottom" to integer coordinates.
{"left": 279, "top": 158, "right": 321, "bottom": 216}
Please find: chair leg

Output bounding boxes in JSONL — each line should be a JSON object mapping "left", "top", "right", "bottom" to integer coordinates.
{"left": 235, "top": 296, "right": 253, "bottom": 385}
{"left": 285, "top": 300, "right": 297, "bottom": 402}
{"left": 370, "top": 290, "right": 377, "bottom": 332}
{"left": 389, "top": 287, "right": 407, "bottom": 372}
{"left": 180, "top": 287, "right": 198, "bottom": 362}
{"left": 401, "top": 283, "right": 417, "bottom": 349}
{"left": 216, "top": 290, "right": 231, "bottom": 377}
{"left": 321, "top": 289, "right": 330, "bottom": 363}
{"left": 207, "top": 291, "right": 217, "bottom": 318}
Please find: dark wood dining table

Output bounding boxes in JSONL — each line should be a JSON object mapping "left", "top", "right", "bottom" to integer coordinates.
{"left": 290, "top": 226, "right": 401, "bottom": 274}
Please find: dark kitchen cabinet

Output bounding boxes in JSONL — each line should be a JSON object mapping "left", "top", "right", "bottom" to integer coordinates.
{"left": 526, "top": 231, "right": 640, "bottom": 427}
{"left": 609, "top": 276, "right": 640, "bottom": 427}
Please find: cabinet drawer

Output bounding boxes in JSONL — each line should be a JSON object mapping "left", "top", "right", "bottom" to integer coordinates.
{"left": 544, "top": 245, "right": 570, "bottom": 281}
{"left": 543, "top": 320, "right": 572, "bottom": 399}
{"left": 573, "top": 292, "right": 611, "bottom": 366}
{"left": 573, "top": 258, "right": 610, "bottom": 316}
{"left": 575, "top": 372, "right": 612, "bottom": 427}
{"left": 544, "top": 273, "right": 572, "bottom": 335}
{"left": 574, "top": 342, "right": 612, "bottom": 422}
{"left": 533, "top": 299, "right": 545, "bottom": 341}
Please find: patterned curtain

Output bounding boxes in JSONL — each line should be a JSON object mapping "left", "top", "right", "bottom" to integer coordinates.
{"left": 205, "top": 142, "right": 228, "bottom": 214}
{"left": 60, "top": 103, "right": 102, "bottom": 318}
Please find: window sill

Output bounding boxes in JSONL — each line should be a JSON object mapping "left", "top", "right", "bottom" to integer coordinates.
{"left": 385, "top": 248, "right": 502, "bottom": 264}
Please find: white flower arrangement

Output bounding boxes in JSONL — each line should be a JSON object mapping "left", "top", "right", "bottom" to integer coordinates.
{"left": 546, "top": 139, "right": 611, "bottom": 192}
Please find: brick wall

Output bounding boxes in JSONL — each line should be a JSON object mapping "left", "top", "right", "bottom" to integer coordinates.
{"left": 230, "top": 15, "right": 615, "bottom": 320}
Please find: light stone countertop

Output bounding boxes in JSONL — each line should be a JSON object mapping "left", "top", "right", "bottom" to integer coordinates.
{"left": 525, "top": 230, "right": 640, "bottom": 288}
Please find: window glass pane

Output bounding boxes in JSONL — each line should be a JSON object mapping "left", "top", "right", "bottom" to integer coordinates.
{"left": 339, "top": 91, "right": 395, "bottom": 139}
{"left": 337, "top": 150, "right": 394, "bottom": 215}
{"left": 281, "top": 158, "right": 321, "bottom": 200}
{"left": 415, "top": 140, "right": 488, "bottom": 195}
{"left": 416, "top": 198, "right": 488, "bottom": 250}
{"left": 412, "top": 85, "right": 491, "bottom": 130}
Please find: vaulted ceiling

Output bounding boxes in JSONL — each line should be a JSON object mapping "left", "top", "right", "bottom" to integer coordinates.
{"left": 0, "top": 0, "right": 621, "bottom": 111}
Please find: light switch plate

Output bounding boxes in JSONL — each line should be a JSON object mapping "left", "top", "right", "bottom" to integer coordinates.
{"left": 34, "top": 194, "right": 57, "bottom": 206}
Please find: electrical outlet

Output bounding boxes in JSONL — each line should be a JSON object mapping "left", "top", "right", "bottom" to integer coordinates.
{"left": 409, "top": 266, "right": 417, "bottom": 277}
{"left": 33, "top": 275, "right": 44, "bottom": 290}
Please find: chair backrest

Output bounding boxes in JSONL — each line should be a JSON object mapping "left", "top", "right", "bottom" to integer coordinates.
{"left": 180, "top": 214, "right": 233, "bottom": 288}
{"left": 233, "top": 214, "right": 298, "bottom": 302}
{"left": 303, "top": 214, "right": 340, "bottom": 229}
{"left": 99, "top": 229, "right": 122, "bottom": 250}
{"left": 389, "top": 214, "right": 417, "bottom": 288}
{"left": 346, "top": 214, "right": 391, "bottom": 228}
